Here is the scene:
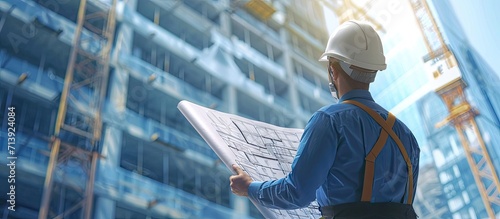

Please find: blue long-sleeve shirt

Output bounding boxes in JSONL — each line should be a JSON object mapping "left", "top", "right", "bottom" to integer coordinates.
{"left": 247, "top": 90, "right": 420, "bottom": 209}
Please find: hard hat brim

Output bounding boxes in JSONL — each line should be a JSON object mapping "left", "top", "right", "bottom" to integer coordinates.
{"left": 318, "top": 54, "right": 329, "bottom": 62}
{"left": 318, "top": 52, "right": 386, "bottom": 71}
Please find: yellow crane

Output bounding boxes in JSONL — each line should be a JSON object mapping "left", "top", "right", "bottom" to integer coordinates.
{"left": 38, "top": 0, "right": 117, "bottom": 218}
{"left": 408, "top": 0, "right": 500, "bottom": 218}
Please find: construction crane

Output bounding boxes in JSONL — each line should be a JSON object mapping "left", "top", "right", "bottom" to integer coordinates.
{"left": 320, "top": 0, "right": 385, "bottom": 32}
{"left": 408, "top": 0, "right": 500, "bottom": 218}
{"left": 38, "top": 0, "right": 117, "bottom": 218}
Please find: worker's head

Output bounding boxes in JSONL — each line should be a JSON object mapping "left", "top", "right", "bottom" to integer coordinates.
{"left": 319, "top": 21, "right": 386, "bottom": 101}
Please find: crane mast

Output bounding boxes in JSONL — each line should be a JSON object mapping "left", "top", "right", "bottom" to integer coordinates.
{"left": 38, "top": 0, "right": 117, "bottom": 218}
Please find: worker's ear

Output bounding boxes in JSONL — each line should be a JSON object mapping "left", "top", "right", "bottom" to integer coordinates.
{"left": 328, "top": 65, "right": 335, "bottom": 83}
{"left": 330, "top": 63, "right": 340, "bottom": 81}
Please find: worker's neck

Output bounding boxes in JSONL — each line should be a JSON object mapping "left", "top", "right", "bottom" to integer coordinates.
{"left": 337, "top": 77, "right": 369, "bottom": 98}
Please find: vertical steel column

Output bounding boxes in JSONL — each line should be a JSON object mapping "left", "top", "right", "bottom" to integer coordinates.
{"left": 84, "top": 152, "right": 99, "bottom": 219}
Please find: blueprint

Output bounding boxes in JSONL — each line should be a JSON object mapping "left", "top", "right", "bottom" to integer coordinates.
{"left": 177, "top": 100, "right": 321, "bottom": 219}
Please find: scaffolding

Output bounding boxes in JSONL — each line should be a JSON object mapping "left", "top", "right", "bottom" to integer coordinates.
{"left": 244, "top": 0, "right": 276, "bottom": 20}
{"left": 38, "top": 0, "right": 117, "bottom": 218}
{"left": 409, "top": 0, "right": 500, "bottom": 217}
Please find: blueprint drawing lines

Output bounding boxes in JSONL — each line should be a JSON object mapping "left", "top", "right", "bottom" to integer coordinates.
{"left": 178, "top": 100, "right": 320, "bottom": 218}
{"left": 208, "top": 113, "right": 320, "bottom": 218}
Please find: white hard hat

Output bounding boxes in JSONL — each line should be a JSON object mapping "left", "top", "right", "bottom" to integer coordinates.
{"left": 319, "top": 21, "right": 386, "bottom": 72}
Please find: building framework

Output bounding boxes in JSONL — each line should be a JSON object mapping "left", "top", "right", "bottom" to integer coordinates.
{"left": 0, "top": 0, "right": 333, "bottom": 218}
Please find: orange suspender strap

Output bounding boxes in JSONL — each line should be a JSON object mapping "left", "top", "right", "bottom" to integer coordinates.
{"left": 361, "top": 110, "right": 396, "bottom": 202}
{"left": 343, "top": 100, "right": 414, "bottom": 204}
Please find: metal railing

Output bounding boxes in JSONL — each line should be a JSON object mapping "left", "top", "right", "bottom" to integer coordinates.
{"left": 96, "top": 167, "right": 251, "bottom": 219}
{"left": 110, "top": 103, "right": 218, "bottom": 160}
{"left": 295, "top": 76, "right": 331, "bottom": 102}
{"left": 117, "top": 52, "right": 227, "bottom": 112}
{"left": 0, "top": 133, "right": 247, "bottom": 219}
{"left": 1, "top": 0, "right": 102, "bottom": 53}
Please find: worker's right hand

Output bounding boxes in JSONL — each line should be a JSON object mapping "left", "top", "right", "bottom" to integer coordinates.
{"left": 229, "top": 164, "right": 253, "bottom": 197}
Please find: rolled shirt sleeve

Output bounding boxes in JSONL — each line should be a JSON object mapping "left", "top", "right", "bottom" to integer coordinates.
{"left": 247, "top": 111, "right": 339, "bottom": 209}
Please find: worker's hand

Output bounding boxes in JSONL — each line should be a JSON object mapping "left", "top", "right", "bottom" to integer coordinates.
{"left": 229, "top": 164, "right": 253, "bottom": 197}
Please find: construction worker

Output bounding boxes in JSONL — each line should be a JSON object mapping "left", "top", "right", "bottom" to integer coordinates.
{"left": 230, "top": 20, "right": 420, "bottom": 218}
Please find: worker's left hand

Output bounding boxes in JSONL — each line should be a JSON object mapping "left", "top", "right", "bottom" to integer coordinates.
{"left": 229, "top": 164, "right": 253, "bottom": 196}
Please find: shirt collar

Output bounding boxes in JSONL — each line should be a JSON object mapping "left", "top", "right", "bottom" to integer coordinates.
{"left": 339, "top": 89, "right": 374, "bottom": 102}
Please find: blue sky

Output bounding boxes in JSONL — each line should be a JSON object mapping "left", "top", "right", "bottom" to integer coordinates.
{"left": 447, "top": 0, "right": 500, "bottom": 78}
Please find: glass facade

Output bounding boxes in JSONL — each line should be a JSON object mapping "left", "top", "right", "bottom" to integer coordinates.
{"left": 364, "top": 0, "right": 500, "bottom": 218}
{"left": 412, "top": 0, "right": 500, "bottom": 218}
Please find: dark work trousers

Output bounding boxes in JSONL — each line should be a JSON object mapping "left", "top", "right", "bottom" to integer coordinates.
{"left": 319, "top": 202, "right": 418, "bottom": 219}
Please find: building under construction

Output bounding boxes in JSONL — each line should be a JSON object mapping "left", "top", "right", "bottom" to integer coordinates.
{"left": 0, "top": 0, "right": 331, "bottom": 218}
{"left": 354, "top": 0, "right": 500, "bottom": 218}
{"left": 1, "top": 0, "right": 500, "bottom": 218}
{"left": 412, "top": 0, "right": 500, "bottom": 218}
